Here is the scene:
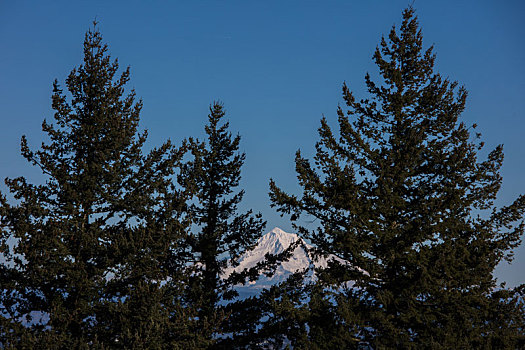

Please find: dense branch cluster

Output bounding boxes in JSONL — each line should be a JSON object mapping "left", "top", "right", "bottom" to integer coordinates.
{"left": 1, "top": 8, "right": 524, "bottom": 349}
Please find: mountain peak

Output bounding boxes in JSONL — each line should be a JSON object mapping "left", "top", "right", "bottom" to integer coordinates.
{"left": 224, "top": 228, "right": 358, "bottom": 299}
{"left": 224, "top": 228, "right": 311, "bottom": 288}
{"left": 257, "top": 227, "right": 301, "bottom": 254}
{"left": 268, "top": 227, "right": 291, "bottom": 236}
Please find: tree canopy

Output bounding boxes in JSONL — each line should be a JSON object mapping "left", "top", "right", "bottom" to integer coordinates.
{"left": 270, "top": 7, "right": 525, "bottom": 349}
{"left": 0, "top": 23, "right": 202, "bottom": 349}
{"left": 1, "top": 7, "right": 524, "bottom": 349}
{"left": 178, "top": 102, "right": 266, "bottom": 344}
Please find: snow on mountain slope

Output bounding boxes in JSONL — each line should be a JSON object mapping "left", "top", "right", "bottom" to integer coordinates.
{"left": 223, "top": 227, "right": 343, "bottom": 297}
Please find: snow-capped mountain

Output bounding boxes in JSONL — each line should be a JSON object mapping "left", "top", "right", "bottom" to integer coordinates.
{"left": 223, "top": 227, "right": 343, "bottom": 297}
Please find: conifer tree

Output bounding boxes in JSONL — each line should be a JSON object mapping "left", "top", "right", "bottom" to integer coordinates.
{"left": 0, "top": 24, "right": 200, "bottom": 348}
{"left": 178, "top": 102, "right": 266, "bottom": 343}
{"left": 270, "top": 7, "right": 525, "bottom": 348}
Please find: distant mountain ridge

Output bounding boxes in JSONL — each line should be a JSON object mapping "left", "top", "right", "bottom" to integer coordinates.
{"left": 223, "top": 227, "right": 342, "bottom": 297}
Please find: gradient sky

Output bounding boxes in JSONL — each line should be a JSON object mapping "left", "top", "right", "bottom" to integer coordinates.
{"left": 1, "top": 1, "right": 524, "bottom": 286}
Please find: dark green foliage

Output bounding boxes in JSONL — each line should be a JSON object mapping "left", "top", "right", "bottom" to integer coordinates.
{"left": 0, "top": 25, "right": 268, "bottom": 349}
{"left": 270, "top": 7, "right": 525, "bottom": 348}
{"left": 0, "top": 24, "right": 202, "bottom": 348}
{"left": 2, "top": 7, "right": 523, "bottom": 349}
{"left": 178, "top": 102, "right": 266, "bottom": 344}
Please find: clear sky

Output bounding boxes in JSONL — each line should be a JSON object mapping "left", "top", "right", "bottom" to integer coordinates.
{"left": 1, "top": 1, "right": 524, "bottom": 286}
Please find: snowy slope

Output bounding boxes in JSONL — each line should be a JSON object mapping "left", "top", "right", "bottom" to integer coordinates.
{"left": 222, "top": 227, "right": 343, "bottom": 297}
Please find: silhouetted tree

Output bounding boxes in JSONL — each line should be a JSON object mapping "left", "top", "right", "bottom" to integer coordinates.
{"left": 0, "top": 24, "right": 203, "bottom": 349}
{"left": 270, "top": 7, "right": 525, "bottom": 349}
{"left": 178, "top": 102, "right": 266, "bottom": 344}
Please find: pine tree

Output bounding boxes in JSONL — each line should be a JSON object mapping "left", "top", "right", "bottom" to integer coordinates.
{"left": 270, "top": 7, "right": 525, "bottom": 348}
{"left": 178, "top": 102, "right": 266, "bottom": 343}
{"left": 0, "top": 24, "right": 199, "bottom": 348}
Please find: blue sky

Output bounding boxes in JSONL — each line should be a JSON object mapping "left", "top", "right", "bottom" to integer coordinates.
{"left": 1, "top": 1, "right": 524, "bottom": 286}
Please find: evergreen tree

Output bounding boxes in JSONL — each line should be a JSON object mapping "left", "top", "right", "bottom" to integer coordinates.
{"left": 0, "top": 24, "right": 200, "bottom": 348}
{"left": 269, "top": 7, "right": 525, "bottom": 348}
{"left": 178, "top": 102, "right": 266, "bottom": 344}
